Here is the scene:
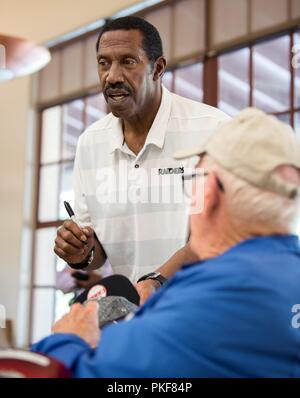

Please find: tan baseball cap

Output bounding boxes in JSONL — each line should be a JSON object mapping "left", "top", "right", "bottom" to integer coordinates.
{"left": 174, "top": 108, "right": 300, "bottom": 198}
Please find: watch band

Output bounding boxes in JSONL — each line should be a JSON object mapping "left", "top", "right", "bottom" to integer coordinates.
{"left": 137, "top": 272, "right": 168, "bottom": 286}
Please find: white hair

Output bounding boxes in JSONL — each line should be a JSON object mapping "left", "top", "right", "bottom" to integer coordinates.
{"left": 205, "top": 156, "right": 300, "bottom": 234}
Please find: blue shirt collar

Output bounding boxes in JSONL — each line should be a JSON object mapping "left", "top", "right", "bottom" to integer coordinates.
{"left": 182, "top": 234, "right": 300, "bottom": 270}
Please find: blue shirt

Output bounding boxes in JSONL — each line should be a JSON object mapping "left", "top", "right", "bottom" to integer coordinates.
{"left": 32, "top": 235, "right": 300, "bottom": 377}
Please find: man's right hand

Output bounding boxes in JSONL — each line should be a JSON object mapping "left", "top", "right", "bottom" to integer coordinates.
{"left": 54, "top": 220, "right": 95, "bottom": 265}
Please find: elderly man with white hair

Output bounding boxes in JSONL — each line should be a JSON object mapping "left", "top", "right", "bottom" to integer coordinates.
{"left": 32, "top": 108, "right": 300, "bottom": 377}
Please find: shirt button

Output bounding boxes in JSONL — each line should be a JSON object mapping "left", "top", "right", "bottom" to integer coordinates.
{"left": 135, "top": 164, "right": 139, "bottom": 168}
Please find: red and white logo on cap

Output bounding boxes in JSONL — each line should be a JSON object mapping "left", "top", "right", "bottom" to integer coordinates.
{"left": 87, "top": 284, "right": 107, "bottom": 300}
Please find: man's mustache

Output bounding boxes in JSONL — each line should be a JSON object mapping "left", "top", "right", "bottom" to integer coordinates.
{"left": 104, "top": 83, "right": 132, "bottom": 96}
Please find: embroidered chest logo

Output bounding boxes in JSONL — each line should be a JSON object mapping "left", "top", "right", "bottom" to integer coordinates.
{"left": 158, "top": 167, "right": 184, "bottom": 175}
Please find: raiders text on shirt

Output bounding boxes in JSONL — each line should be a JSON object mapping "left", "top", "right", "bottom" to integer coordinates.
{"left": 158, "top": 167, "right": 184, "bottom": 175}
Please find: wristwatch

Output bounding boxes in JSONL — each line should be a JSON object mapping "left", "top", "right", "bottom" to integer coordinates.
{"left": 137, "top": 272, "right": 168, "bottom": 286}
{"left": 68, "top": 247, "right": 94, "bottom": 270}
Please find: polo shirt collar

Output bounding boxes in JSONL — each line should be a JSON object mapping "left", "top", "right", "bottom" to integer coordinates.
{"left": 143, "top": 85, "right": 172, "bottom": 149}
{"left": 109, "top": 85, "right": 172, "bottom": 154}
{"left": 109, "top": 117, "right": 125, "bottom": 154}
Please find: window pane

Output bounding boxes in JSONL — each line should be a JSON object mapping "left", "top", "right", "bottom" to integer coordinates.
{"left": 38, "top": 50, "right": 60, "bottom": 103}
{"left": 83, "top": 33, "right": 99, "bottom": 88}
{"left": 174, "top": 0, "right": 205, "bottom": 58}
{"left": 294, "top": 32, "right": 300, "bottom": 108}
{"left": 59, "top": 162, "right": 74, "bottom": 220}
{"left": 61, "top": 41, "right": 84, "bottom": 95}
{"left": 144, "top": 5, "right": 172, "bottom": 60}
{"left": 251, "top": 0, "right": 288, "bottom": 32}
{"left": 174, "top": 63, "right": 203, "bottom": 102}
{"left": 274, "top": 113, "right": 291, "bottom": 125}
{"left": 39, "top": 162, "right": 75, "bottom": 222}
{"left": 218, "top": 48, "right": 250, "bottom": 116}
{"left": 34, "top": 228, "right": 56, "bottom": 286}
{"left": 86, "top": 93, "right": 107, "bottom": 127}
{"left": 56, "top": 256, "right": 67, "bottom": 273}
{"left": 38, "top": 164, "right": 59, "bottom": 222}
{"left": 253, "top": 36, "right": 290, "bottom": 113}
{"left": 31, "top": 288, "right": 55, "bottom": 343}
{"left": 55, "top": 258, "right": 75, "bottom": 302}
{"left": 162, "top": 71, "right": 173, "bottom": 91}
{"left": 211, "top": 0, "right": 248, "bottom": 46}
{"left": 62, "top": 99, "right": 84, "bottom": 160}
{"left": 292, "top": 0, "right": 300, "bottom": 18}
{"left": 55, "top": 290, "right": 73, "bottom": 323}
{"left": 41, "top": 106, "right": 61, "bottom": 164}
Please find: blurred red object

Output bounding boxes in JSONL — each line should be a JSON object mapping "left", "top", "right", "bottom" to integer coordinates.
{"left": 0, "top": 349, "right": 71, "bottom": 378}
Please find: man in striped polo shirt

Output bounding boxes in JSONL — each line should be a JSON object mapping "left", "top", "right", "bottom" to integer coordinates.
{"left": 54, "top": 16, "right": 229, "bottom": 304}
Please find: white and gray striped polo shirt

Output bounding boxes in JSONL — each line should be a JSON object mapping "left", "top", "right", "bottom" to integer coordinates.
{"left": 73, "top": 86, "right": 229, "bottom": 282}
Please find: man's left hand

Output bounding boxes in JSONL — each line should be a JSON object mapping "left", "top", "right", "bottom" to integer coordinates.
{"left": 52, "top": 301, "right": 100, "bottom": 348}
{"left": 135, "top": 279, "right": 160, "bottom": 305}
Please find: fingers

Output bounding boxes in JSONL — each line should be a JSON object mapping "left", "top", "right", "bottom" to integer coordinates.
{"left": 55, "top": 236, "right": 85, "bottom": 255}
{"left": 54, "top": 221, "right": 95, "bottom": 262}
{"left": 70, "top": 303, "right": 83, "bottom": 314}
{"left": 69, "top": 302, "right": 99, "bottom": 316}
{"left": 82, "top": 226, "right": 94, "bottom": 238}
{"left": 135, "top": 280, "right": 157, "bottom": 305}
{"left": 86, "top": 300, "right": 99, "bottom": 314}
{"left": 85, "top": 301, "right": 100, "bottom": 328}
{"left": 139, "top": 291, "right": 149, "bottom": 306}
{"left": 60, "top": 220, "right": 88, "bottom": 245}
{"left": 52, "top": 302, "right": 100, "bottom": 344}
{"left": 68, "top": 302, "right": 99, "bottom": 326}
{"left": 136, "top": 285, "right": 149, "bottom": 306}
{"left": 68, "top": 302, "right": 91, "bottom": 320}
{"left": 54, "top": 246, "right": 66, "bottom": 258}
{"left": 52, "top": 313, "right": 69, "bottom": 333}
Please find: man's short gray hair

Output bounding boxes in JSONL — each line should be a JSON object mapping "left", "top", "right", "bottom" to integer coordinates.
{"left": 205, "top": 156, "right": 300, "bottom": 234}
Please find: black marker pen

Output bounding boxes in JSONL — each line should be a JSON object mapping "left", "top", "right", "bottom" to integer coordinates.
{"left": 64, "top": 201, "right": 87, "bottom": 243}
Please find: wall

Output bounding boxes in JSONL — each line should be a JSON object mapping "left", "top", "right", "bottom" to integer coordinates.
{"left": 0, "top": 0, "right": 141, "bottom": 347}
{"left": 0, "top": 0, "right": 141, "bottom": 43}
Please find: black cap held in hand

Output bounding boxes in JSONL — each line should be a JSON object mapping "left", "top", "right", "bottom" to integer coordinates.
{"left": 74, "top": 274, "right": 140, "bottom": 306}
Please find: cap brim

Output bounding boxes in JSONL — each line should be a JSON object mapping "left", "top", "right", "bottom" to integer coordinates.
{"left": 173, "top": 145, "right": 206, "bottom": 160}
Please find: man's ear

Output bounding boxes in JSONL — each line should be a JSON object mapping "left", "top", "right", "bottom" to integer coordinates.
{"left": 153, "top": 56, "right": 167, "bottom": 81}
{"left": 203, "top": 172, "right": 221, "bottom": 217}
